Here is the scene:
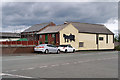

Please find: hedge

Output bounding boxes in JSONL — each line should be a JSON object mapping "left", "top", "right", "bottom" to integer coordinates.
{"left": 115, "top": 45, "right": 120, "bottom": 51}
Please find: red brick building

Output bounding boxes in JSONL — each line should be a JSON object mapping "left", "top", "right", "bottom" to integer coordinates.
{"left": 21, "top": 22, "right": 55, "bottom": 41}
{"left": 37, "top": 24, "right": 67, "bottom": 46}
{"left": 38, "top": 33, "right": 60, "bottom": 46}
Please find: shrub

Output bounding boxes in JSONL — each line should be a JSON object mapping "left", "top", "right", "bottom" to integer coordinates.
{"left": 115, "top": 45, "right": 120, "bottom": 51}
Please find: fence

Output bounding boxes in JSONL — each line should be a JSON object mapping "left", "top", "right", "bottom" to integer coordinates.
{"left": 0, "top": 41, "right": 39, "bottom": 46}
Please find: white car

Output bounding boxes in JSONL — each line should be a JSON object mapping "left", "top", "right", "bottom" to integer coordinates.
{"left": 58, "top": 45, "right": 75, "bottom": 53}
{"left": 34, "top": 44, "right": 60, "bottom": 54}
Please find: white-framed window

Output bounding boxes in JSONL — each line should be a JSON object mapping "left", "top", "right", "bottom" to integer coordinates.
{"left": 40, "top": 35, "right": 42, "bottom": 38}
{"left": 52, "top": 34, "right": 55, "bottom": 38}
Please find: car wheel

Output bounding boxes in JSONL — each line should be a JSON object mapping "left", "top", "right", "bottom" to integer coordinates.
{"left": 57, "top": 50, "right": 60, "bottom": 54}
{"left": 73, "top": 49, "right": 75, "bottom": 53}
{"left": 65, "top": 49, "right": 67, "bottom": 53}
{"left": 45, "top": 49, "right": 49, "bottom": 54}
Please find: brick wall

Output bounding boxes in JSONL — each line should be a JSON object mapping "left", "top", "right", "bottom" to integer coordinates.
{"left": 39, "top": 35, "right": 45, "bottom": 44}
{"left": 39, "top": 33, "right": 60, "bottom": 46}
{"left": 2, "top": 47, "right": 34, "bottom": 54}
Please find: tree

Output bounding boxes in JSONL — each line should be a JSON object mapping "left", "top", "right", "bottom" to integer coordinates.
{"left": 114, "top": 36, "right": 118, "bottom": 42}
{"left": 118, "top": 34, "right": 120, "bottom": 42}
{"left": 114, "top": 34, "right": 120, "bottom": 42}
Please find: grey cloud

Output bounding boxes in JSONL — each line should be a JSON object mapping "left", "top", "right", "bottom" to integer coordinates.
{"left": 2, "top": 2, "right": 118, "bottom": 27}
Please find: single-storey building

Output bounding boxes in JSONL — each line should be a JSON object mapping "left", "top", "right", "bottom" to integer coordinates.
{"left": 37, "top": 22, "right": 114, "bottom": 50}
{"left": 0, "top": 32, "right": 20, "bottom": 42}
{"left": 21, "top": 22, "right": 55, "bottom": 41}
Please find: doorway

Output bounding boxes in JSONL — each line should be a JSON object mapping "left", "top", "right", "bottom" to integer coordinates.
{"left": 45, "top": 34, "right": 48, "bottom": 44}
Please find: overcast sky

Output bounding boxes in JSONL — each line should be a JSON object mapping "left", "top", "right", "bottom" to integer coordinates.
{"left": 2, "top": 2, "right": 118, "bottom": 34}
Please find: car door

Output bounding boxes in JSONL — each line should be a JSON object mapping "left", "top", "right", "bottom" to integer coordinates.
{"left": 47, "top": 45, "right": 53, "bottom": 52}
{"left": 67, "top": 45, "right": 73, "bottom": 52}
{"left": 51, "top": 45, "right": 57, "bottom": 52}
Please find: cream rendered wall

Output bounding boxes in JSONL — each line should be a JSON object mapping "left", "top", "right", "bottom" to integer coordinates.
{"left": 59, "top": 24, "right": 97, "bottom": 50}
{"left": 59, "top": 24, "right": 79, "bottom": 50}
{"left": 59, "top": 24, "right": 114, "bottom": 50}
{"left": 98, "top": 34, "right": 114, "bottom": 49}
{"left": 77, "top": 33, "right": 97, "bottom": 50}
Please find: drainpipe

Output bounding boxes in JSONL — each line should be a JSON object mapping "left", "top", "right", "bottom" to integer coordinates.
{"left": 96, "top": 34, "right": 99, "bottom": 50}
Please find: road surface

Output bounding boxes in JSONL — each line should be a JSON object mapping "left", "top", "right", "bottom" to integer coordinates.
{"left": 1, "top": 51, "right": 118, "bottom": 79}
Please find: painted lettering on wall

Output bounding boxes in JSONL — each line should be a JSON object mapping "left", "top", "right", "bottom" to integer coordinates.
{"left": 63, "top": 33, "right": 75, "bottom": 42}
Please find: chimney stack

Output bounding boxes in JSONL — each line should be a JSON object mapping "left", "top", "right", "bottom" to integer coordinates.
{"left": 64, "top": 21, "right": 68, "bottom": 24}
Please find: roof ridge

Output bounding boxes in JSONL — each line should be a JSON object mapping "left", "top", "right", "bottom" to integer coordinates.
{"left": 33, "top": 23, "right": 49, "bottom": 25}
{"left": 57, "top": 24, "right": 68, "bottom": 26}
{"left": 47, "top": 24, "right": 67, "bottom": 28}
{"left": 68, "top": 22, "right": 113, "bottom": 34}
{"left": 65, "top": 21, "right": 104, "bottom": 26}
{"left": 23, "top": 22, "right": 52, "bottom": 32}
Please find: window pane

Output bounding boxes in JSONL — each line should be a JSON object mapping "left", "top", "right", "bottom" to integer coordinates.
{"left": 47, "top": 45, "right": 52, "bottom": 47}
{"left": 40, "top": 35, "right": 42, "bottom": 38}
{"left": 79, "top": 42, "right": 84, "bottom": 47}
{"left": 52, "top": 34, "right": 55, "bottom": 38}
{"left": 59, "top": 45, "right": 67, "bottom": 47}
{"left": 99, "top": 37, "right": 103, "bottom": 40}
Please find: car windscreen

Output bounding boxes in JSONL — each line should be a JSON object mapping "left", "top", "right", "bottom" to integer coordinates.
{"left": 47, "top": 45, "right": 56, "bottom": 47}
{"left": 68, "top": 45, "right": 73, "bottom": 48}
{"left": 37, "top": 44, "right": 46, "bottom": 47}
{"left": 59, "top": 45, "right": 68, "bottom": 47}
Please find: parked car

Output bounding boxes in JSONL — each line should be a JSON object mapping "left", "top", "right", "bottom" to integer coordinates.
{"left": 34, "top": 44, "right": 60, "bottom": 54}
{"left": 58, "top": 45, "right": 75, "bottom": 53}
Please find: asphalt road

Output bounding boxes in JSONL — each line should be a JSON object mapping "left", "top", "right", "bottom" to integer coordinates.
{"left": 1, "top": 51, "right": 118, "bottom": 79}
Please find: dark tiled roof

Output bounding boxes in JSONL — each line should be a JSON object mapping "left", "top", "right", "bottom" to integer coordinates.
{"left": 38, "top": 22, "right": 114, "bottom": 35}
{"left": 37, "top": 24, "right": 67, "bottom": 34}
{"left": 68, "top": 22, "right": 114, "bottom": 34}
{"left": 0, "top": 32, "right": 20, "bottom": 37}
{"left": 23, "top": 23, "right": 50, "bottom": 32}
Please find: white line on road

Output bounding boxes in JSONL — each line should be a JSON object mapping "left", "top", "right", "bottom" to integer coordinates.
{"left": 66, "top": 63, "right": 70, "bottom": 64}
{"left": 61, "top": 63, "right": 70, "bottom": 65}
{"left": 3, "top": 57, "right": 117, "bottom": 73}
{"left": 101, "top": 57, "right": 117, "bottom": 60}
{"left": 10, "top": 70, "right": 17, "bottom": 72}
{"left": 26, "top": 67, "right": 35, "bottom": 70}
{"left": 77, "top": 57, "right": 117, "bottom": 64}
{"left": 2, "top": 52, "right": 117, "bottom": 61}
{"left": 51, "top": 64, "right": 59, "bottom": 67}
{"left": 39, "top": 66, "right": 48, "bottom": 68}
{"left": 1, "top": 73, "right": 34, "bottom": 78}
